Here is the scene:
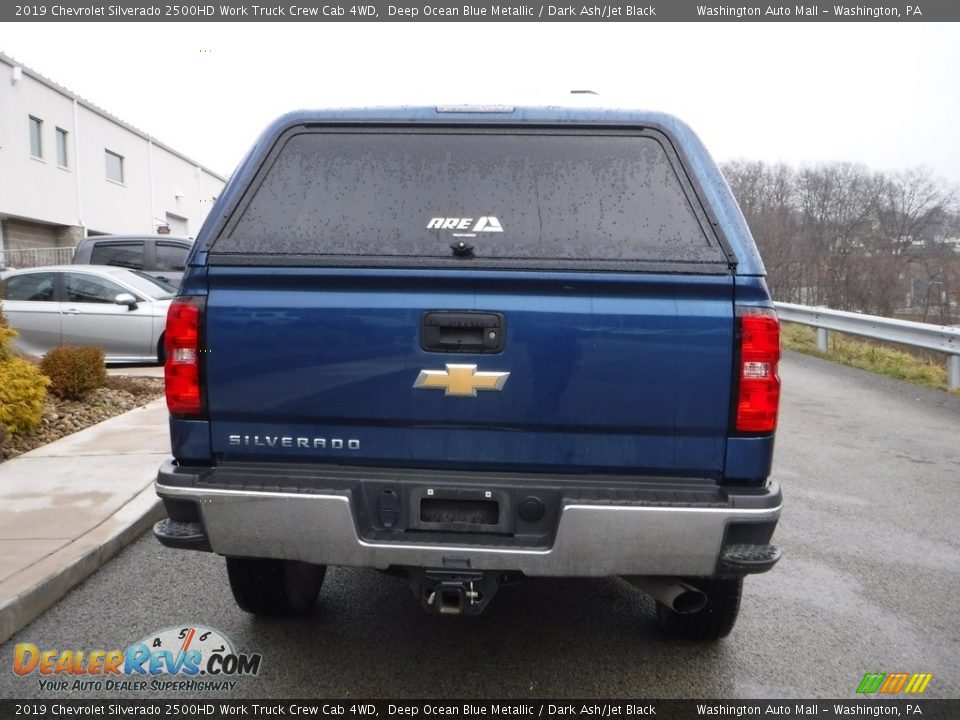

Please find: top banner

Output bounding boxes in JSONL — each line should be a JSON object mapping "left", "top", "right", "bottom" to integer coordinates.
{"left": 3, "top": 0, "right": 957, "bottom": 22}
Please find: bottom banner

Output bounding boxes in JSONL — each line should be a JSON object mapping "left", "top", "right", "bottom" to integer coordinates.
{"left": 0, "top": 699, "right": 956, "bottom": 720}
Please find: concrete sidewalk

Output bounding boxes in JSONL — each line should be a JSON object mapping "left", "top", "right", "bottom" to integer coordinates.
{"left": 0, "top": 398, "right": 169, "bottom": 644}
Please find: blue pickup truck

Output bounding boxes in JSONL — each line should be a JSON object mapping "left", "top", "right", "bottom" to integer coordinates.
{"left": 154, "top": 106, "right": 782, "bottom": 640}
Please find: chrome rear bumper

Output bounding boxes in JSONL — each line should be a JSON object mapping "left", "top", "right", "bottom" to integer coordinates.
{"left": 155, "top": 461, "right": 781, "bottom": 578}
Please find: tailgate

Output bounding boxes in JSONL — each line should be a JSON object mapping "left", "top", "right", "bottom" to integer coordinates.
{"left": 203, "top": 268, "right": 733, "bottom": 475}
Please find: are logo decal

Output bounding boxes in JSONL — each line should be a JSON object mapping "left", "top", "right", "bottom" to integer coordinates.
{"left": 426, "top": 216, "right": 504, "bottom": 237}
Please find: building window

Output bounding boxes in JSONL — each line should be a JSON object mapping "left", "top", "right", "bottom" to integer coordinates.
{"left": 56, "top": 128, "right": 69, "bottom": 167}
{"left": 29, "top": 116, "right": 43, "bottom": 158}
{"left": 105, "top": 149, "right": 124, "bottom": 183}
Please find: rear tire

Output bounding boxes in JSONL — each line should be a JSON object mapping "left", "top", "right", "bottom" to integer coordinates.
{"left": 226, "top": 557, "right": 326, "bottom": 615}
{"left": 156, "top": 334, "right": 166, "bottom": 365}
{"left": 655, "top": 577, "right": 743, "bottom": 641}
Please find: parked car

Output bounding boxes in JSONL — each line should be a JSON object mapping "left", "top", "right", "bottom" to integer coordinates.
{"left": 0, "top": 265, "right": 174, "bottom": 363}
{"left": 72, "top": 235, "right": 193, "bottom": 288}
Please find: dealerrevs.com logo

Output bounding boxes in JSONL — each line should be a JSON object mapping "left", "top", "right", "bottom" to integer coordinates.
{"left": 13, "top": 625, "right": 261, "bottom": 693}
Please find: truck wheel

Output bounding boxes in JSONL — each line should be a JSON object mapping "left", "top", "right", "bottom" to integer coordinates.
{"left": 226, "top": 557, "right": 326, "bottom": 615}
{"left": 655, "top": 578, "right": 742, "bottom": 641}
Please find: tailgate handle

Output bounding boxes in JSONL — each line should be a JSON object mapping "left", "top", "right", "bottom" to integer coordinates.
{"left": 421, "top": 312, "right": 505, "bottom": 353}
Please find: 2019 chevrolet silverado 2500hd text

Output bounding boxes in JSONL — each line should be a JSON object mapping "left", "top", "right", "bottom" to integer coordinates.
{"left": 153, "top": 106, "right": 782, "bottom": 640}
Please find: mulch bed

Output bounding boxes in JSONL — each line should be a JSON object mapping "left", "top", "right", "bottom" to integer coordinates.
{"left": 0, "top": 376, "right": 165, "bottom": 462}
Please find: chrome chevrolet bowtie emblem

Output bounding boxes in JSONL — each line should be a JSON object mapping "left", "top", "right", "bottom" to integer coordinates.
{"left": 413, "top": 364, "right": 510, "bottom": 397}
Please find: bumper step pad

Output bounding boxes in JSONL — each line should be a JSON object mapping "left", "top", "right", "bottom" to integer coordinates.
{"left": 719, "top": 543, "right": 781, "bottom": 574}
{"left": 154, "top": 518, "right": 210, "bottom": 552}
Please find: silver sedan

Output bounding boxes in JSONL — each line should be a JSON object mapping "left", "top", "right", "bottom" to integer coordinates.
{"left": 0, "top": 264, "right": 175, "bottom": 363}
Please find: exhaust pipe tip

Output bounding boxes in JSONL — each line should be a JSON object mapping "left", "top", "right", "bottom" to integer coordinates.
{"left": 671, "top": 588, "right": 708, "bottom": 614}
{"left": 623, "top": 576, "right": 708, "bottom": 615}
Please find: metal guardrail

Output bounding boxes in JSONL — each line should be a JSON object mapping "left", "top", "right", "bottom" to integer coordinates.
{"left": 0, "top": 246, "right": 75, "bottom": 269}
{"left": 774, "top": 302, "right": 960, "bottom": 391}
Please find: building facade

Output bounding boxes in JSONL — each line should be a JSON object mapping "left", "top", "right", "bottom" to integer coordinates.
{"left": 0, "top": 52, "right": 226, "bottom": 265}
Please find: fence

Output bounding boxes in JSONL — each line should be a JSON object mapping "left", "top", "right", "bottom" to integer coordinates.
{"left": 774, "top": 302, "right": 960, "bottom": 391}
{"left": 0, "top": 246, "right": 76, "bottom": 269}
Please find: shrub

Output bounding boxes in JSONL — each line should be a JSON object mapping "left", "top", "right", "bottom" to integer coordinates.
{"left": 0, "top": 321, "right": 16, "bottom": 362}
{"left": 0, "top": 300, "right": 50, "bottom": 435}
{"left": 40, "top": 345, "right": 107, "bottom": 400}
{"left": 0, "top": 355, "right": 50, "bottom": 434}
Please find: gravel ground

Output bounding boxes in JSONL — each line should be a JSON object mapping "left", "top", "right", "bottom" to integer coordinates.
{"left": 0, "top": 377, "right": 164, "bottom": 461}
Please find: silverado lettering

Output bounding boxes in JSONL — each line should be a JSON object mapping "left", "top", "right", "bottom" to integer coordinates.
{"left": 227, "top": 435, "right": 360, "bottom": 450}
{"left": 154, "top": 106, "right": 783, "bottom": 639}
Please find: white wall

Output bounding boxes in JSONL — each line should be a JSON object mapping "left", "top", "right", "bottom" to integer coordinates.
{"left": 77, "top": 106, "right": 155, "bottom": 234}
{"left": 0, "top": 54, "right": 225, "bottom": 243}
{"left": 0, "top": 61, "right": 80, "bottom": 228}
{"left": 151, "top": 146, "right": 205, "bottom": 237}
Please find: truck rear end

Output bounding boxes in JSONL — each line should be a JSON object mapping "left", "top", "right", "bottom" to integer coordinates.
{"left": 155, "top": 108, "right": 782, "bottom": 640}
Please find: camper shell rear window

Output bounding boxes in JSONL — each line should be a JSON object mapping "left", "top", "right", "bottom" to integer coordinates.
{"left": 210, "top": 128, "right": 730, "bottom": 272}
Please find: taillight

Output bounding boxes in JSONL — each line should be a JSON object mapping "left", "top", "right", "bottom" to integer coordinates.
{"left": 735, "top": 307, "right": 780, "bottom": 433}
{"left": 165, "top": 298, "right": 203, "bottom": 417}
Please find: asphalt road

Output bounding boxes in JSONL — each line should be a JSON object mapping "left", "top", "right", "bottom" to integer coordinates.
{"left": 3, "top": 351, "right": 959, "bottom": 699}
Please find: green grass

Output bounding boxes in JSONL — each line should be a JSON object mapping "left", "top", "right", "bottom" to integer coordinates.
{"left": 781, "top": 322, "right": 959, "bottom": 395}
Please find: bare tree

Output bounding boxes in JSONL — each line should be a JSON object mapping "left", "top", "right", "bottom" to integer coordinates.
{"left": 722, "top": 160, "right": 802, "bottom": 302}
{"left": 795, "top": 163, "right": 877, "bottom": 310}
{"left": 867, "top": 168, "right": 954, "bottom": 315}
{"left": 917, "top": 209, "right": 960, "bottom": 323}
{"left": 723, "top": 159, "right": 959, "bottom": 320}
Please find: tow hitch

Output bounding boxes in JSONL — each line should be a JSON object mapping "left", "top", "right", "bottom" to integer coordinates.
{"left": 428, "top": 580, "right": 479, "bottom": 615}
{"left": 402, "top": 568, "right": 519, "bottom": 616}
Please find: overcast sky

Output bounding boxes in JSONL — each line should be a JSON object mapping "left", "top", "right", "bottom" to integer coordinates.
{"left": 3, "top": 22, "right": 959, "bottom": 185}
